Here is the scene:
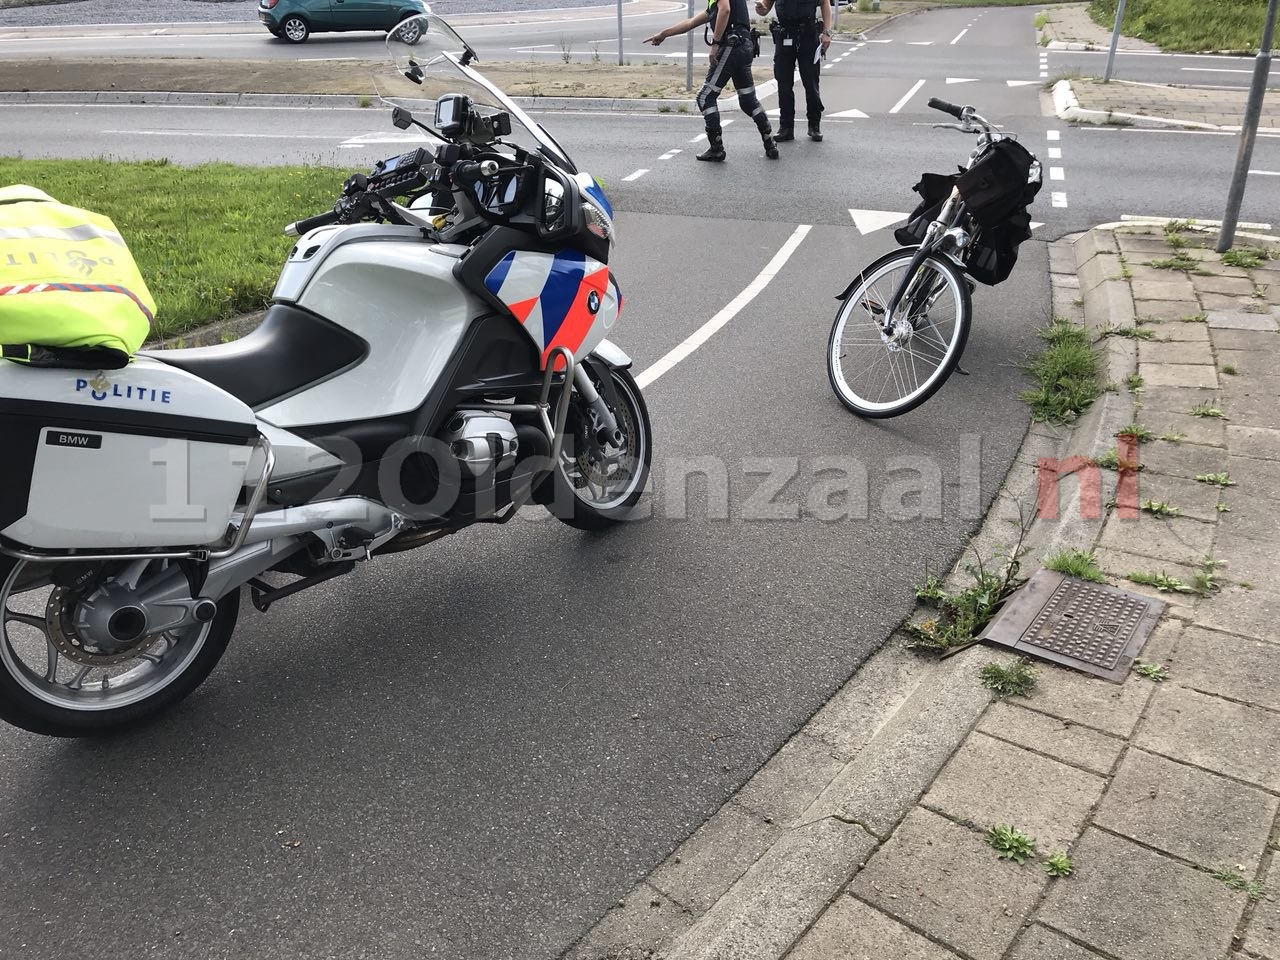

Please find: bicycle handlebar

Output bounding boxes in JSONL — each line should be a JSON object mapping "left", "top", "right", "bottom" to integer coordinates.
{"left": 927, "top": 97, "right": 966, "bottom": 121}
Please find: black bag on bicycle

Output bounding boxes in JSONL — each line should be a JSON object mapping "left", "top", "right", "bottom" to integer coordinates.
{"left": 954, "top": 138, "right": 1037, "bottom": 228}
{"left": 893, "top": 172, "right": 956, "bottom": 247}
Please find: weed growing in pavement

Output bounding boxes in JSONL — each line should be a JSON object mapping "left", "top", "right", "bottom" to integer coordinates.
{"left": 1222, "top": 247, "right": 1272, "bottom": 269}
{"left": 1043, "top": 549, "right": 1108, "bottom": 584}
{"left": 1117, "top": 424, "right": 1154, "bottom": 443}
{"left": 1140, "top": 500, "right": 1180, "bottom": 518}
{"left": 1116, "top": 254, "right": 1134, "bottom": 279}
{"left": 980, "top": 659, "right": 1039, "bottom": 698}
{"left": 1022, "top": 319, "right": 1101, "bottom": 424}
{"left": 1034, "top": 11, "right": 1048, "bottom": 29}
{"left": 1150, "top": 253, "right": 1198, "bottom": 271}
{"left": 1195, "top": 472, "right": 1235, "bottom": 488}
{"left": 1133, "top": 660, "right": 1170, "bottom": 682}
{"left": 1210, "top": 868, "right": 1266, "bottom": 899}
{"left": 1163, "top": 219, "right": 1195, "bottom": 247}
{"left": 1158, "top": 432, "right": 1186, "bottom": 442}
{"left": 1125, "top": 373, "right": 1145, "bottom": 393}
{"left": 1044, "top": 851, "right": 1074, "bottom": 877}
{"left": 1095, "top": 446, "right": 1143, "bottom": 472}
{"left": 1127, "top": 570, "right": 1195, "bottom": 594}
{"left": 1043, "top": 69, "right": 1084, "bottom": 91}
{"left": 986, "top": 825, "right": 1038, "bottom": 864}
{"left": 559, "top": 35, "right": 574, "bottom": 63}
{"left": 1217, "top": 501, "right": 1232, "bottom": 513}
{"left": 1190, "top": 403, "right": 1227, "bottom": 419}
{"left": 1222, "top": 363, "right": 1239, "bottom": 375}
{"left": 1179, "top": 312, "right": 1208, "bottom": 323}
{"left": 1192, "top": 557, "right": 1227, "bottom": 596}
{"left": 907, "top": 522, "right": 1029, "bottom": 653}
{"left": 358, "top": 95, "right": 372, "bottom": 108}
{"left": 1103, "top": 324, "right": 1155, "bottom": 340}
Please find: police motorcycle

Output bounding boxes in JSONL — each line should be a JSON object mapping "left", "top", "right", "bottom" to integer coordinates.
{"left": 0, "top": 14, "right": 651, "bottom": 737}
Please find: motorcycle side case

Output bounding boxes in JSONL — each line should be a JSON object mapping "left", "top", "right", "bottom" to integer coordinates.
{"left": 0, "top": 358, "right": 258, "bottom": 550}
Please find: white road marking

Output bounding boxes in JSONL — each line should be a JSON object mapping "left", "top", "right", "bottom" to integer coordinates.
{"left": 1121, "top": 214, "right": 1272, "bottom": 229}
{"left": 1250, "top": 170, "right": 1280, "bottom": 176}
{"left": 635, "top": 225, "right": 812, "bottom": 389}
{"left": 1048, "top": 146, "right": 1062, "bottom": 159}
{"left": 823, "top": 63, "right": 834, "bottom": 69}
{"left": 1049, "top": 166, "right": 1065, "bottom": 181}
{"left": 659, "top": 150, "right": 682, "bottom": 160}
{"left": 1007, "top": 80, "right": 1039, "bottom": 86}
{"left": 1031, "top": 221, "right": 1045, "bottom": 230}
{"left": 827, "top": 108, "right": 870, "bottom": 118}
{"left": 890, "top": 79, "right": 926, "bottom": 114}
{"left": 105, "top": 128, "right": 336, "bottom": 141}
{"left": 906, "top": 41, "right": 934, "bottom": 45}
{"left": 691, "top": 133, "right": 707, "bottom": 143}
{"left": 1047, "top": 130, "right": 1060, "bottom": 140}
{"left": 1182, "top": 67, "right": 1252, "bottom": 74}
{"left": 848, "top": 209, "right": 908, "bottom": 235}
{"left": 946, "top": 77, "right": 980, "bottom": 84}
{"left": 622, "top": 169, "right": 649, "bottom": 181}
{"left": 1052, "top": 191, "right": 1068, "bottom": 208}
{"left": 950, "top": 28, "right": 968, "bottom": 44}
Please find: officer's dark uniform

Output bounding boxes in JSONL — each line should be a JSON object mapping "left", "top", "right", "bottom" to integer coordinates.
{"left": 769, "top": 0, "right": 825, "bottom": 141}
{"left": 696, "top": 0, "right": 778, "bottom": 161}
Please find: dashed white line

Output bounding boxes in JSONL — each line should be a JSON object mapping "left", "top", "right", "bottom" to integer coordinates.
{"left": 1048, "top": 147, "right": 1062, "bottom": 159}
{"left": 890, "top": 79, "right": 926, "bottom": 114}
{"left": 1052, "top": 192, "right": 1068, "bottom": 208}
{"left": 1251, "top": 169, "right": 1280, "bottom": 176}
{"left": 950, "top": 28, "right": 968, "bottom": 44}
{"left": 1047, "top": 130, "right": 1061, "bottom": 141}
{"left": 636, "top": 225, "right": 812, "bottom": 389}
{"left": 1049, "top": 166, "right": 1065, "bottom": 181}
{"left": 622, "top": 169, "right": 649, "bottom": 181}
{"left": 659, "top": 150, "right": 681, "bottom": 160}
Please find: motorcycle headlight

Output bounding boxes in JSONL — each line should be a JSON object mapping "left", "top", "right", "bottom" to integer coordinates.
{"left": 542, "top": 178, "right": 566, "bottom": 233}
{"left": 582, "top": 195, "right": 615, "bottom": 245}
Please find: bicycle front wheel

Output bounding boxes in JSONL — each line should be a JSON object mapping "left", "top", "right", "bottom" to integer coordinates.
{"left": 827, "top": 248, "right": 972, "bottom": 418}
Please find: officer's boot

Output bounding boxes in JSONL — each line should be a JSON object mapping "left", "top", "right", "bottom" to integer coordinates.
{"left": 807, "top": 121, "right": 823, "bottom": 142}
{"left": 697, "top": 132, "right": 726, "bottom": 162}
{"left": 775, "top": 124, "right": 795, "bottom": 142}
{"left": 757, "top": 120, "right": 780, "bottom": 159}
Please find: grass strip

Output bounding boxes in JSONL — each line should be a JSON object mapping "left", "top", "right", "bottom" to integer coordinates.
{"left": 1020, "top": 318, "right": 1101, "bottom": 424}
{"left": 1087, "top": 0, "right": 1272, "bottom": 52}
{"left": 0, "top": 157, "right": 347, "bottom": 338}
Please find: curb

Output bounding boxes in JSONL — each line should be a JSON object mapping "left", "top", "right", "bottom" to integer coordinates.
{"left": 1051, "top": 78, "right": 1280, "bottom": 134}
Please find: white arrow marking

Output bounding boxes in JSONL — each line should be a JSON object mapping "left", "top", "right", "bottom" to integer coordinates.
{"left": 848, "top": 209, "right": 909, "bottom": 235}
{"left": 827, "top": 108, "right": 870, "bottom": 118}
{"left": 1031, "top": 221, "right": 1045, "bottom": 230}
{"left": 946, "top": 78, "right": 980, "bottom": 84}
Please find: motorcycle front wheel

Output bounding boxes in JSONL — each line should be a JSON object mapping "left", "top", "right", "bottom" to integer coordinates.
{"left": 0, "top": 558, "right": 238, "bottom": 738}
{"left": 537, "top": 365, "right": 652, "bottom": 530}
{"left": 827, "top": 248, "right": 972, "bottom": 418}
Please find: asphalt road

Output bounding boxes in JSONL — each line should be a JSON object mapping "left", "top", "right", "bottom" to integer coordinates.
{"left": 0, "top": 6, "right": 1270, "bottom": 960}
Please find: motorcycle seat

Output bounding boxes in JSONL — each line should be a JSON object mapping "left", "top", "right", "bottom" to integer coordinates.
{"left": 139, "top": 303, "right": 368, "bottom": 410}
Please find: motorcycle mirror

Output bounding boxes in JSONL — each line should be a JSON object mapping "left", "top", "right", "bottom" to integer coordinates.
{"left": 392, "top": 106, "right": 414, "bottom": 130}
{"left": 403, "top": 60, "right": 424, "bottom": 85}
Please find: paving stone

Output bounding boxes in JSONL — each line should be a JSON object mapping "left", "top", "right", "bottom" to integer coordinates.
{"left": 563, "top": 883, "right": 692, "bottom": 960}
{"left": 852, "top": 808, "right": 1047, "bottom": 960}
{"left": 1092, "top": 549, "right": 1201, "bottom": 616}
{"left": 1138, "top": 340, "right": 1215, "bottom": 365}
{"left": 1224, "top": 455, "right": 1280, "bottom": 501}
{"left": 1007, "top": 924, "right": 1107, "bottom": 960}
{"left": 731, "top": 733, "right": 848, "bottom": 828}
{"left": 1218, "top": 382, "right": 1280, "bottom": 430}
{"left": 1094, "top": 748, "right": 1279, "bottom": 871}
{"left": 1049, "top": 242, "right": 1078, "bottom": 275}
{"left": 788, "top": 895, "right": 961, "bottom": 960}
{"left": 1195, "top": 584, "right": 1280, "bottom": 642}
{"left": 1213, "top": 348, "right": 1278, "bottom": 378}
{"left": 1207, "top": 534, "right": 1278, "bottom": 583}
{"left": 1039, "top": 828, "right": 1246, "bottom": 960}
{"left": 1015, "top": 663, "right": 1154, "bottom": 738}
{"left": 1203, "top": 293, "right": 1269, "bottom": 313}
{"left": 1217, "top": 495, "right": 1280, "bottom": 543}
{"left": 649, "top": 803, "right": 782, "bottom": 913}
{"left": 1244, "top": 857, "right": 1280, "bottom": 960}
{"left": 1179, "top": 624, "right": 1280, "bottom": 709}
{"left": 1084, "top": 277, "right": 1136, "bottom": 331}
{"left": 1139, "top": 363, "right": 1220, "bottom": 389}
{"left": 977, "top": 701, "right": 1125, "bottom": 776}
{"left": 1195, "top": 273, "right": 1261, "bottom": 297}
{"left": 1129, "top": 411, "right": 1226, "bottom": 447}
{"left": 1209, "top": 328, "right": 1278, "bottom": 351}
{"left": 1208, "top": 311, "right": 1279, "bottom": 331}
{"left": 1135, "top": 438, "right": 1228, "bottom": 479}
{"left": 1132, "top": 276, "right": 1197, "bottom": 302}
{"left": 1133, "top": 304, "right": 1210, "bottom": 326}
{"left": 1227, "top": 425, "right": 1280, "bottom": 461}
{"left": 1079, "top": 252, "right": 1125, "bottom": 292}
{"left": 1098, "top": 512, "right": 1215, "bottom": 563}
{"left": 663, "top": 818, "right": 878, "bottom": 960}
{"left": 804, "top": 647, "right": 934, "bottom": 760}
{"left": 1132, "top": 471, "right": 1228, "bottom": 521}
{"left": 1131, "top": 384, "right": 1221, "bottom": 414}
{"left": 1073, "top": 230, "right": 1118, "bottom": 266}
{"left": 922, "top": 732, "right": 1105, "bottom": 852}
{"left": 1136, "top": 684, "right": 1280, "bottom": 791}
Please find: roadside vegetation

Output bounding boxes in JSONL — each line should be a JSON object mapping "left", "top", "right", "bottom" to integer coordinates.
{"left": 0, "top": 157, "right": 346, "bottom": 338}
{"left": 1021, "top": 318, "right": 1101, "bottom": 424}
{"left": 1088, "top": 0, "right": 1271, "bottom": 52}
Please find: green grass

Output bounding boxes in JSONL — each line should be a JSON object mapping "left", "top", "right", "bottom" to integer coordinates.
{"left": 1211, "top": 867, "right": 1266, "bottom": 898}
{"left": 1088, "top": 0, "right": 1273, "bottom": 52}
{"left": 1021, "top": 319, "right": 1101, "bottom": 424}
{"left": 1150, "top": 253, "right": 1198, "bottom": 271}
{"left": 1222, "top": 246, "right": 1273, "bottom": 269}
{"left": 1043, "top": 549, "right": 1108, "bottom": 584}
{"left": 1116, "top": 424, "right": 1154, "bottom": 443}
{"left": 0, "top": 157, "right": 347, "bottom": 339}
{"left": 980, "top": 658, "right": 1039, "bottom": 698}
{"left": 1127, "top": 570, "right": 1195, "bottom": 594}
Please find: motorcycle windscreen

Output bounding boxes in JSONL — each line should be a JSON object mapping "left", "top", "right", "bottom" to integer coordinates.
{"left": 483, "top": 250, "right": 619, "bottom": 370}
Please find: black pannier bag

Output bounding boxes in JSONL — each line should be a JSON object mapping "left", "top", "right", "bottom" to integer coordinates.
{"left": 893, "top": 139, "right": 1041, "bottom": 287}
{"left": 955, "top": 138, "right": 1037, "bottom": 227}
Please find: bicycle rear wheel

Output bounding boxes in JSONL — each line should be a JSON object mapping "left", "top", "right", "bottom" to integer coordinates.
{"left": 826, "top": 248, "right": 972, "bottom": 418}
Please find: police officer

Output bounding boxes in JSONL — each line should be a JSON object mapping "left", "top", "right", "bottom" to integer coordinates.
{"left": 756, "top": 0, "right": 832, "bottom": 142}
{"left": 645, "top": 0, "right": 779, "bottom": 162}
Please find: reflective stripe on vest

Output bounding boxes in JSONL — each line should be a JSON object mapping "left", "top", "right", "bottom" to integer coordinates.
{"left": 0, "top": 282, "right": 155, "bottom": 323}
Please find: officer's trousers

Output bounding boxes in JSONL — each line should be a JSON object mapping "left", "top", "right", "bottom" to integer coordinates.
{"left": 695, "top": 38, "right": 770, "bottom": 139}
{"left": 772, "top": 20, "right": 823, "bottom": 128}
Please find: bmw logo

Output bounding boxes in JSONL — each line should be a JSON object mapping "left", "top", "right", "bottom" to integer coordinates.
{"left": 587, "top": 290, "right": 601, "bottom": 315}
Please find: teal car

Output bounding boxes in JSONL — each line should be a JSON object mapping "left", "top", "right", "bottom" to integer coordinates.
{"left": 258, "top": 0, "right": 429, "bottom": 43}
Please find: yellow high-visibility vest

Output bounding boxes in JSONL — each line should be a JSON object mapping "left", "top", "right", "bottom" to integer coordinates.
{"left": 0, "top": 184, "right": 154, "bottom": 368}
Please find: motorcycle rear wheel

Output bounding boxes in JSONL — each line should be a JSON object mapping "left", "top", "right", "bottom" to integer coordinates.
{"left": 538, "top": 366, "right": 652, "bottom": 530}
{"left": 0, "top": 558, "right": 238, "bottom": 738}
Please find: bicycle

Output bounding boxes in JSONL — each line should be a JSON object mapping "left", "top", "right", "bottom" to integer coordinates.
{"left": 826, "top": 97, "right": 1042, "bottom": 418}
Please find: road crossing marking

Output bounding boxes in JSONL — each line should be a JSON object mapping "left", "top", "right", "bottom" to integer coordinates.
{"left": 848, "top": 209, "right": 908, "bottom": 235}
{"left": 950, "top": 28, "right": 968, "bottom": 44}
{"left": 1251, "top": 170, "right": 1280, "bottom": 176}
{"left": 635, "top": 225, "right": 812, "bottom": 390}
{"left": 1048, "top": 147, "right": 1062, "bottom": 159}
{"left": 1049, "top": 167, "right": 1065, "bottom": 181}
{"left": 946, "top": 78, "right": 980, "bottom": 84}
{"left": 890, "top": 79, "right": 926, "bottom": 114}
{"left": 1052, "top": 192, "right": 1068, "bottom": 208}
{"left": 906, "top": 41, "right": 934, "bottom": 45}
{"left": 1047, "top": 130, "right": 1060, "bottom": 140}
{"left": 622, "top": 169, "right": 649, "bottom": 181}
{"left": 827, "top": 108, "right": 870, "bottom": 119}
{"left": 659, "top": 150, "right": 682, "bottom": 160}
{"left": 1007, "top": 80, "right": 1039, "bottom": 87}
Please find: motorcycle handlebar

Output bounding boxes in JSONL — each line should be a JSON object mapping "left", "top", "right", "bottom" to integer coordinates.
{"left": 285, "top": 207, "right": 342, "bottom": 237}
{"left": 927, "top": 97, "right": 966, "bottom": 120}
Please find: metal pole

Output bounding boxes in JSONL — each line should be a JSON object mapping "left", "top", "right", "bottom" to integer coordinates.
{"left": 618, "top": 0, "right": 624, "bottom": 66}
{"left": 1103, "top": 0, "right": 1127, "bottom": 82}
{"left": 1217, "top": 0, "right": 1279, "bottom": 252}
{"left": 686, "top": 0, "right": 695, "bottom": 92}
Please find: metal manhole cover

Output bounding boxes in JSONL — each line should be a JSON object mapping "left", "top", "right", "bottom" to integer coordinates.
{"left": 979, "top": 569, "right": 1166, "bottom": 683}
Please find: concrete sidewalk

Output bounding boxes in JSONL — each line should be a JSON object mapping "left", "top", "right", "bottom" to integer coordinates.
{"left": 564, "top": 225, "right": 1280, "bottom": 960}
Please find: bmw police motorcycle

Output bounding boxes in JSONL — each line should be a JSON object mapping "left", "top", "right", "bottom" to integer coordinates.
{"left": 0, "top": 14, "right": 651, "bottom": 737}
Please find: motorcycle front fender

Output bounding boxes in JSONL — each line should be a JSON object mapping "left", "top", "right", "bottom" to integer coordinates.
{"left": 589, "top": 338, "right": 633, "bottom": 370}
